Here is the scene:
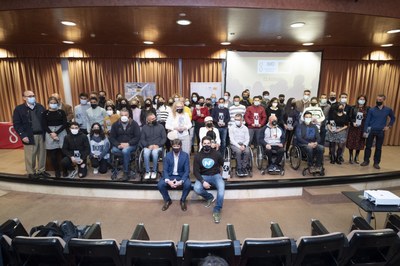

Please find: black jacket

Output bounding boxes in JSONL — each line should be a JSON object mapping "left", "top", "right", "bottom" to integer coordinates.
{"left": 62, "top": 132, "right": 90, "bottom": 159}
{"left": 12, "top": 103, "right": 45, "bottom": 145}
{"left": 109, "top": 119, "right": 141, "bottom": 147}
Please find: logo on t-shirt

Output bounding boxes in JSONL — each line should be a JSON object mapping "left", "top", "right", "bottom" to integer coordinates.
{"left": 202, "top": 158, "right": 215, "bottom": 169}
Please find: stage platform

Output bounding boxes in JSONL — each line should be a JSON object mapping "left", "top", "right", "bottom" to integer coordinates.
{"left": 1, "top": 147, "right": 400, "bottom": 200}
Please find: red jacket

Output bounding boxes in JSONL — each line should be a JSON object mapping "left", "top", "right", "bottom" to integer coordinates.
{"left": 244, "top": 105, "right": 267, "bottom": 128}
{"left": 192, "top": 107, "right": 209, "bottom": 123}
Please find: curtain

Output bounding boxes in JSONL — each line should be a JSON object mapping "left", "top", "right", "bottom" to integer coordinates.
{"left": 0, "top": 58, "right": 63, "bottom": 122}
{"left": 320, "top": 60, "right": 400, "bottom": 145}
{"left": 68, "top": 58, "right": 139, "bottom": 106}
{"left": 181, "top": 59, "right": 223, "bottom": 97}
{"left": 138, "top": 59, "right": 180, "bottom": 99}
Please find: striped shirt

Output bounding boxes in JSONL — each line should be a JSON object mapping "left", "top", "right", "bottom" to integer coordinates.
{"left": 229, "top": 104, "right": 246, "bottom": 126}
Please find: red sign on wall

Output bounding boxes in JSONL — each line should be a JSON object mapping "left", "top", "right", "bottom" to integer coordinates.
{"left": 0, "top": 122, "right": 23, "bottom": 149}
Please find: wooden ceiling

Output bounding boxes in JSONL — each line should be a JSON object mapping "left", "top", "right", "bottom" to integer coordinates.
{"left": 0, "top": 4, "right": 399, "bottom": 49}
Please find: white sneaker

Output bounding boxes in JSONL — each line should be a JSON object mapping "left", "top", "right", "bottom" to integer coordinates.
{"left": 67, "top": 169, "right": 78, "bottom": 179}
{"left": 93, "top": 168, "right": 99, "bottom": 174}
{"left": 144, "top": 172, "right": 151, "bottom": 180}
{"left": 150, "top": 172, "right": 157, "bottom": 179}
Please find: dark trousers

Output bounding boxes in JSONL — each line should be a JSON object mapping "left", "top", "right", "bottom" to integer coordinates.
{"left": 157, "top": 176, "right": 191, "bottom": 202}
{"left": 61, "top": 156, "right": 88, "bottom": 177}
{"left": 300, "top": 144, "right": 324, "bottom": 167}
{"left": 194, "top": 121, "right": 205, "bottom": 146}
{"left": 265, "top": 146, "right": 285, "bottom": 165}
{"left": 47, "top": 149, "right": 62, "bottom": 173}
{"left": 90, "top": 157, "right": 108, "bottom": 174}
{"left": 364, "top": 130, "right": 385, "bottom": 164}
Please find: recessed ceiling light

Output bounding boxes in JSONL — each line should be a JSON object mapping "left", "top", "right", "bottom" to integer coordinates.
{"left": 40, "top": 33, "right": 47, "bottom": 36}
{"left": 90, "top": 33, "right": 96, "bottom": 38}
{"left": 387, "top": 29, "right": 400, "bottom": 34}
{"left": 63, "top": 41, "right": 74, "bottom": 44}
{"left": 61, "top": 21, "right": 76, "bottom": 26}
{"left": 325, "top": 34, "right": 332, "bottom": 38}
{"left": 276, "top": 35, "right": 282, "bottom": 39}
{"left": 179, "top": 13, "right": 186, "bottom": 17}
{"left": 302, "top": 42, "right": 314, "bottom": 46}
{"left": 221, "top": 42, "right": 231, "bottom": 45}
{"left": 176, "top": 19, "right": 191, "bottom": 26}
{"left": 290, "top": 22, "right": 305, "bottom": 28}
{"left": 143, "top": 41, "right": 154, "bottom": 45}
{"left": 381, "top": 44, "right": 393, "bottom": 47}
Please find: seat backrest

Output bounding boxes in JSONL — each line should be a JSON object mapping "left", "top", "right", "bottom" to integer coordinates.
{"left": 240, "top": 237, "right": 294, "bottom": 266}
{"left": 182, "top": 239, "right": 235, "bottom": 266}
{"left": 343, "top": 229, "right": 398, "bottom": 266}
{"left": 122, "top": 239, "right": 177, "bottom": 266}
{"left": 1, "top": 234, "right": 15, "bottom": 266}
{"left": 12, "top": 236, "right": 68, "bottom": 265}
{"left": 67, "top": 238, "right": 123, "bottom": 266}
{"left": 293, "top": 232, "right": 346, "bottom": 266}
{"left": 0, "top": 219, "right": 28, "bottom": 238}
{"left": 385, "top": 214, "right": 400, "bottom": 233}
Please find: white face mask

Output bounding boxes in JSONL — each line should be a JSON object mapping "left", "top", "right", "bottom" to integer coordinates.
{"left": 121, "top": 115, "right": 129, "bottom": 123}
{"left": 264, "top": 95, "right": 269, "bottom": 100}
{"left": 224, "top": 95, "right": 229, "bottom": 101}
{"left": 71, "top": 129, "right": 79, "bottom": 135}
{"left": 185, "top": 101, "right": 190, "bottom": 106}
{"left": 106, "top": 110, "right": 113, "bottom": 116}
{"left": 303, "top": 95, "right": 310, "bottom": 101}
{"left": 234, "top": 101, "right": 240, "bottom": 106}
{"left": 80, "top": 99, "right": 87, "bottom": 105}
{"left": 272, "top": 102, "right": 278, "bottom": 108}
{"left": 320, "top": 99, "right": 327, "bottom": 105}
{"left": 304, "top": 117, "right": 312, "bottom": 125}
{"left": 235, "top": 120, "right": 241, "bottom": 127}
{"left": 340, "top": 98, "right": 347, "bottom": 104}
{"left": 174, "top": 97, "right": 180, "bottom": 102}
{"left": 358, "top": 99, "right": 365, "bottom": 105}
{"left": 254, "top": 101, "right": 260, "bottom": 106}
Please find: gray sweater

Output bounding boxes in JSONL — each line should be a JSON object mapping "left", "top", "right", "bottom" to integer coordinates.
{"left": 140, "top": 122, "right": 167, "bottom": 148}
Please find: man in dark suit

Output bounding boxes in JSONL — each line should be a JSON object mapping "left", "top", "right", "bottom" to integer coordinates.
{"left": 157, "top": 139, "right": 191, "bottom": 211}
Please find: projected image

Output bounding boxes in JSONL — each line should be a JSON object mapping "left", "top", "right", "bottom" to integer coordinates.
{"left": 124, "top": 82, "right": 156, "bottom": 101}
{"left": 225, "top": 51, "right": 322, "bottom": 100}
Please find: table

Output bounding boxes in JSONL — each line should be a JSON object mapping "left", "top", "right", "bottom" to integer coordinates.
{"left": 0, "top": 122, "right": 23, "bottom": 149}
{"left": 342, "top": 191, "right": 400, "bottom": 223}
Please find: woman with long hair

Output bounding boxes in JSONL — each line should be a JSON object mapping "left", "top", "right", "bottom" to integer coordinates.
{"left": 88, "top": 123, "right": 110, "bottom": 174}
{"left": 165, "top": 101, "right": 192, "bottom": 155}
{"left": 283, "top": 97, "right": 299, "bottom": 158}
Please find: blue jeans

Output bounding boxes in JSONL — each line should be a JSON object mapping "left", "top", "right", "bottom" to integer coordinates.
{"left": 218, "top": 127, "right": 228, "bottom": 155}
{"left": 111, "top": 145, "right": 136, "bottom": 173}
{"left": 194, "top": 174, "right": 225, "bottom": 213}
{"left": 364, "top": 130, "right": 385, "bottom": 164}
{"left": 300, "top": 144, "right": 324, "bottom": 167}
{"left": 143, "top": 147, "right": 162, "bottom": 173}
{"left": 157, "top": 176, "right": 192, "bottom": 202}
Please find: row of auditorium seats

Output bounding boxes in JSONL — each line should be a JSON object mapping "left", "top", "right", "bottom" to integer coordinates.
{"left": 1, "top": 214, "right": 400, "bottom": 266}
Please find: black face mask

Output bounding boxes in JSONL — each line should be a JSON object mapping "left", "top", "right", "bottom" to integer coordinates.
{"left": 91, "top": 104, "right": 98, "bottom": 109}
{"left": 131, "top": 104, "right": 137, "bottom": 109}
{"left": 199, "top": 102, "right": 204, "bottom": 107}
{"left": 279, "top": 99, "right": 285, "bottom": 104}
{"left": 120, "top": 103, "right": 127, "bottom": 108}
{"left": 311, "top": 103, "right": 317, "bottom": 107}
{"left": 99, "top": 96, "right": 105, "bottom": 101}
{"left": 271, "top": 120, "right": 278, "bottom": 126}
{"left": 203, "top": 145, "right": 211, "bottom": 152}
{"left": 176, "top": 109, "right": 183, "bottom": 113}
{"left": 172, "top": 148, "right": 181, "bottom": 154}
{"left": 168, "top": 102, "right": 174, "bottom": 106}
{"left": 206, "top": 122, "right": 213, "bottom": 128}
{"left": 145, "top": 103, "right": 151, "bottom": 108}
{"left": 206, "top": 103, "right": 212, "bottom": 108}
{"left": 376, "top": 101, "right": 383, "bottom": 106}
{"left": 92, "top": 129, "right": 100, "bottom": 134}
{"left": 337, "top": 109, "right": 344, "bottom": 113}
{"left": 157, "top": 102, "right": 164, "bottom": 108}
{"left": 243, "top": 96, "right": 248, "bottom": 100}
{"left": 330, "top": 97, "right": 336, "bottom": 101}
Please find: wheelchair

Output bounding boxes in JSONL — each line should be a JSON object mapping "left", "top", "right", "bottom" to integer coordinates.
{"left": 255, "top": 145, "right": 285, "bottom": 176}
{"left": 110, "top": 148, "right": 140, "bottom": 180}
{"left": 137, "top": 147, "right": 166, "bottom": 181}
{"left": 224, "top": 146, "right": 254, "bottom": 177}
{"left": 289, "top": 141, "right": 325, "bottom": 176}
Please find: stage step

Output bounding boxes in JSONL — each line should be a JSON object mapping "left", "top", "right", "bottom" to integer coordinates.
{"left": 302, "top": 185, "right": 356, "bottom": 204}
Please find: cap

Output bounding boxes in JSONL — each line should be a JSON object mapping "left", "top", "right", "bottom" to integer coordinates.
{"left": 204, "top": 116, "right": 213, "bottom": 122}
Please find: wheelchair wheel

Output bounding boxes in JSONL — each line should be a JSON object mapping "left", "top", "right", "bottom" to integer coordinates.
{"left": 289, "top": 145, "right": 302, "bottom": 170}
{"left": 224, "top": 146, "right": 231, "bottom": 162}
{"left": 256, "top": 145, "right": 264, "bottom": 170}
{"left": 137, "top": 149, "right": 145, "bottom": 177}
{"left": 248, "top": 148, "right": 254, "bottom": 177}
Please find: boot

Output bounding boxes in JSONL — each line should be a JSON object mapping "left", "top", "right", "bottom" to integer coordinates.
{"left": 349, "top": 150, "right": 354, "bottom": 164}
{"left": 354, "top": 151, "right": 360, "bottom": 164}
{"left": 330, "top": 154, "right": 336, "bottom": 164}
{"left": 336, "top": 152, "right": 342, "bottom": 164}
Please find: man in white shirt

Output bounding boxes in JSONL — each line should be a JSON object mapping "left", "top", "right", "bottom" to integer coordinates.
{"left": 229, "top": 114, "right": 251, "bottom": 176}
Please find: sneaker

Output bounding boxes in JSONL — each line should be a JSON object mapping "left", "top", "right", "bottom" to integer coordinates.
{"left": 360, "top": 161, "right": 369, "bottom": 166}
{"left": 93, "top": 168, "right": 99, "bottom": 174}
{"left": 66, "top": 169, "right": 78, "bottom": 179}
{"left": 213, "top": 212, "right": 221, "bottom": 224}
{"left": 236, "top": 169, "right": 243, "bottom": 177}
{"left": 309, "top": 166, "right": 316, "bottom": 173}
{"left": 150, "top": 172, "right": 157, "bottom": 179}
{"left": 144, "top": 172, "right": 151, "bottom": 180}
{"left": 205, "top": 196, "right": 215, "bottom": 208}
{"left": 242, "top": 168, "right": 249, "bottom": 176}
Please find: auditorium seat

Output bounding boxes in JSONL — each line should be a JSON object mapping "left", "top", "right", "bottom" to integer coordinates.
{"left": 384, "top": 213, "right": 400, "bottom": 233}
{"left": 341, "top": 228, "right": 399, "bottom": 265}
{"left": 0, "top": 218, "right": 29, "bottom": 265}
{"left": 235, "top": 222, "right": 295, "bottom": 266}
{"left": 350, "top": 215, "right": 373, "bottom": 231}
{"left": 121, "top": 223, "right": 180, "bottom": 266}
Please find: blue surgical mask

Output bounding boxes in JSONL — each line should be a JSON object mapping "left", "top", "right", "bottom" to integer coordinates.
{"left": 80, "top": 99, "right": 87, "bottom": 105}
{"left": 49, "top": 103, "right": 58, "bottom": 109}
{"left": 27, "top": 97, "right": 36, "bottom": 105}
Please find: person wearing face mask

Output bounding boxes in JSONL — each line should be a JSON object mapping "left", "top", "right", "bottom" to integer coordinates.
{"left": 301, "top": 97, "right": 325, "bottom": 129}
{"left": 199, "top": 116, "right": 221, "bottom": 151}
{"left": 192, "top": 97, "right": 210, "bottom": 150}
{"left": 140, "top": 113, "right": 167, "bottom": 180}
{"left": 86, "top": 97, "right": 107, "bottom": 133}
{"left": 157, "top": 139, "right": 191, "bottom": 211}
{"left": 223, "top": 92, "right": 233, "bottom": 108}
{"left": 295, "top": 89, "right": 311, "bottom": 113}
{"left": 328, "top": 92, "right": 351, "bottom": 123}
{"left": 318, "top": 94, "right": 330, "bottom": 145}
{"left": 296, "top": 112, "right": 324, "bottom": 173}
{"left": 259, "top": 115, "right": 285, "bottom": 172}
{"left": 155, "top": 97, "right": 172, "bottom": 151}
{"left": 328, "top": 91, "right": 337, "bottom": 105}
{"left": 326, "top": 103, "right": 349, "bottom": 164}
{"left": 51, "top": 93, "right": 73, "bottom": 122}
{"left": 193, "top": 136, "right": 225, "bottom": 224}
{"left": 152, "top": 94, "right": 160, "bottom": 109}
{"left": 13, "top": 90, "right": 49, "bottom": 179}
{"left": 229, "top": 95, "right": 246, "bottom": 127}
{"left": 88, "top": 123, "right": 110, "bottom": 175}
{"left": 191, "top": 92, "right": 199, "bottom": 106}
{"left": 74, "top": 92, "right": 90, "bottom": 135}
{"left": 210, "top": 93, "right": 218, "bottom": 107}
{"left": 61, "top": 122, "right": 90, "bottom": 179}
{"left": 115, "top": 93, "right": 124, "bottom": 110}
{"left": 283, "top": 98, "right": 300, "bottom": 158}
{"left": 98, "top": 90, "right": 107, "bottom": 108}
{"left": 43, "top": 96, "right": 68, "bottom": 178}
{"left": 211, "top": 98, "right": 230, "bottom": 154}
{"left": 244, "top": 96, "right": 267, "bottom": 146}
{"left": 240, "top": 91, "right": 252, "bottom": 108}
{"left": 103, "top": 105, "right": 120, "bottom": 135}
{"left": 261, "top": 90, "right": 270, "bottom": 108}
{"left": 130, "top": 99, "right": 142, "bottom": 127}
{"left": 266, "top": 97, "right": 284, "bottom": 128}
{"left": 278, "top": 94, "right": 286, "bottom": 109}
{"left": 167, "top": 98, "right": 174, "bottom": 107}
{"left": 361, "top": 94, "right": 395, "bottom": 169}
{"left": 109, "top": 109, "right": 141, "bottom": 181}
{"left": 140, "top": 98, "right": 157, "bottom": 126}
{"left": 345, "top": 95, "right": 370, "bottom": 164}
{"left": 229, "top": 114, "right": 250, "bottom": 176}
{"left": 165, "top": 102, "right": 192, "bottom": 155}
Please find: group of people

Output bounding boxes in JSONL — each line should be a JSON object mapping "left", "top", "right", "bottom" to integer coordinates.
{"left": 12, "top": 88, "right": 395, "bottom": 223}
